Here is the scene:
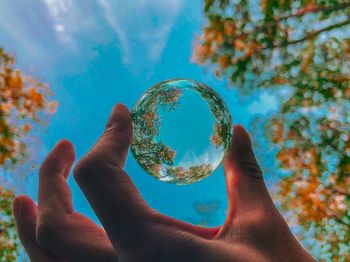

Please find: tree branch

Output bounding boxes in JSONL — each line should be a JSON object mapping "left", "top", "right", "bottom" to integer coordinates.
{"left": 218, "top": 7, "right": 350, "bottom": 59}
{"left": 294, "top": 176, "right": 350, "bottom": 198}
{"left": 233, "top": 3, "right": 350, "bottom": 43}
{"left": 331, "top": 188, "right": 350, "bottom": 197}
{"left": 135, "top": 151, "right": 159, "bottom": 158}
{"left": 276, "top": 2, "right": 350, "bottom": 22}
{"left": 328, "top": 213, "right": 350, "bottom": 228}
{"left": 275, "top": 18, "right": 350, "bottom": 48}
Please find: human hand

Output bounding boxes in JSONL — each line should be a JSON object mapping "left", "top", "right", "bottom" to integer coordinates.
{"left": 12, "top": 140, "right": 118, "bottom": 261}
{"left": 14, "top": 104, "right": 315, "bottom": 261}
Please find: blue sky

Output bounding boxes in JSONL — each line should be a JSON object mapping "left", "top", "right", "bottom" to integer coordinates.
{"left": 0, "top": 0, "right": 278, "bottom": 226}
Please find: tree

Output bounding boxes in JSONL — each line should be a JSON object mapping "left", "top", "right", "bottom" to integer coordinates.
{"left": 0, "top": 47, "right": 57, "bottom": 261}
{"left": 193, "top": 1, "right": 350, "bottom": 260}
{"left": 131, "top": 85, "right": 181, "bottom": 178}
{"left": 0, "top": 47, "right": 57, "bottom": 166}
{"left": 166, "top": 164, "right": 213, "bottom": 185}
{"left": 192, "top": 82, "right": 232, "bottom": 150}
{"left": 0, "top": 187, "right": 18, "bottom": 262}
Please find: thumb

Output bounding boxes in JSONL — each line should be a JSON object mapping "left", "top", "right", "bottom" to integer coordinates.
{"left": 219, "top": 127, "right": 316, "bottom": 260}
{"left": 223, "top": 125, "right": 271, "bottom": 221}
{"left": 224, "top": 125, "right": 263, "bottom": 180}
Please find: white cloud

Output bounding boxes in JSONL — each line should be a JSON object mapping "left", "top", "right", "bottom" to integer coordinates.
{"left": 178, "top": 146, "right": 223, "bottom": 170}
{"left": 54, "top": 24, "right": 65, "bottom": 33}
{"left": 0, "top": 2, "right": 46, "bottom": 58}
{"left": 42, "top": 0, "right": 96, "bottom": 46}
{"left": 140, "top": 23, "right": 172, "bottom": 61}
{"left": 97, "top": 0, "right": 183, "bottom": 65}
{"left": 1, "top": 0, "right": 99, "bottom": 62}
{"left": 97, "top": 0, "right": 131, "bottom": 64}
{"left": 0, "top": 0, "right": 183, "bottom": 72}
{"left": 42, "top": 0, "right": 74, "bottom": 43}
{"left": 248, "top": 92, "right": 278, "bottom": 115}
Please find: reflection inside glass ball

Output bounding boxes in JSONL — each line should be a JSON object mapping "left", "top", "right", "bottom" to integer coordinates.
{"left": 131, "top": 79, "right": 233, "bottom": 185}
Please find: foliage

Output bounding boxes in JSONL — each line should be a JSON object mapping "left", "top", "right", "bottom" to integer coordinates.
{"left": 0, "top": 47, "right": 57, "bottom": 261}
{"left": 131, "top": 86, "right": 180, "bottom": 178}
{"left": 0, "top": 187, "right": 19, "bottom": 262}
{"left": 166, "top": 164, "right": 213, "bottom": 184}
{"left": 194, "top": 0, "right": 350, "bottom": 260}
{"left": 131, "top": 80, "right": 232, "bottom": 184}
{"left": 0, "top": 47, "right": 57, "bottom": 166}
{"left": 192, "top": 82, "right": 233, "bottom": 149}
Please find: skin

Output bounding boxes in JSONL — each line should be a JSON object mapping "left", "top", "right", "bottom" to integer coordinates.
{"left": 13, "top": 104, "right": 316, "bottom": 262}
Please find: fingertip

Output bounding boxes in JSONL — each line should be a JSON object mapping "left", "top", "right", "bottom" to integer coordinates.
{"left": 232, "top": 125, "right": 252, "bottom": 147}
{"left": 50, "top": 139, "right": 76, "bottom": 166}
{"left": 55, "top": 139, "right": 75, "bottom": 156}
{"left": 114, "top": 103, "right": 130, "bottom": 114}
{"left": 13, "top": 194, "right": 36, "bottom": 208}
{"left": 13, "top": 195, "right": 37, "bottom": 221}
{"left": 13, "top": 196, "right": 21, "bottom": 218}
{"left": 110, "top": 104, "right": 131, "bottom": 124}
{"left": 58, "top": 139, "right": 74, "bottom": 149}
{"left": 108, "top": 103, "right": 132, "bottom": 125}
{"left": 233, "top": 124, "right": 246, "bottom": 134}
{"left": 224, "top": 124, "right": 262, "bottom": 179}
{"left": 227, "top": 125, "right": 253, "bottom": 156}
{"left": 225, "top": 125, "right": 250, "bottom": 162}
{"left": 106, "top": 103, "right": 132, "bottom": 142}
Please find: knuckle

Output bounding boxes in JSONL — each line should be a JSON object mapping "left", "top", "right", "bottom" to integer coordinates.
{"left": 105, "top": 116, "right": 124, "bottom": 132}
{"left": 73, "top": 155, "right": 118, "bottom": 184}
{"left": 105, "top": 113, "right": 132, "bottom": 140}
{"left": 104, "top": 124, "right": 131, "bottom": 143}
{"left": 39, "top": 157, "right": 62, "bottom": 176}
{"left": 237, "top": 152, "right": 264, "bottom": 180}
{"left": 242, "top": 161, "right": 263, "bottom": 179}
{"left": 73, "top": 157, "right": 99, "bottom": 183}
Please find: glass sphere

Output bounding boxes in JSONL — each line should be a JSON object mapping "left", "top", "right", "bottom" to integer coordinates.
{"left": 131, "top": 79, "right": 233, "bottom": 185}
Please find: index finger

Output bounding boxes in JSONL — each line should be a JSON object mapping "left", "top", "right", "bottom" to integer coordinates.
{"left": 38, "top": 139, "right": 75, "bottom": 216}
{"left": 85, "top": 104, "right": 132, "bottom": 168}
{"left": 74, "top": 104, "right": 154, "bottom": 247}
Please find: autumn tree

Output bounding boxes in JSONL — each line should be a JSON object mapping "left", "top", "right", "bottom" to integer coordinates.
{"left": 192, "top": 82, "right": 232, "bottom": 150}
{"left": 0, "top": 47, "right": 57, "bottom": 166}
{"left": 0, "top": 187, "right": 18, "bottom": 262}
{"left": 166, "top": 164, "right": 213, "bottom": 185}
{"left": 131, "top": 85, "right": 181, "bottom": 178}
{"left": 0, "top": 47, "right": 57, "bottom": 261}
{"left": 193, "top": 0, "right": 350, "bottom": 260}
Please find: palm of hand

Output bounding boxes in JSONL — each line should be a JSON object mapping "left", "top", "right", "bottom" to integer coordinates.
{"left": 13, "top": 105, "right": 314, "bottom": 262}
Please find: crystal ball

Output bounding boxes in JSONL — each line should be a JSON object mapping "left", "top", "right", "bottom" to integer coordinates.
{"left": 131, "top": 79, "right": 233, "bottom": 185}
